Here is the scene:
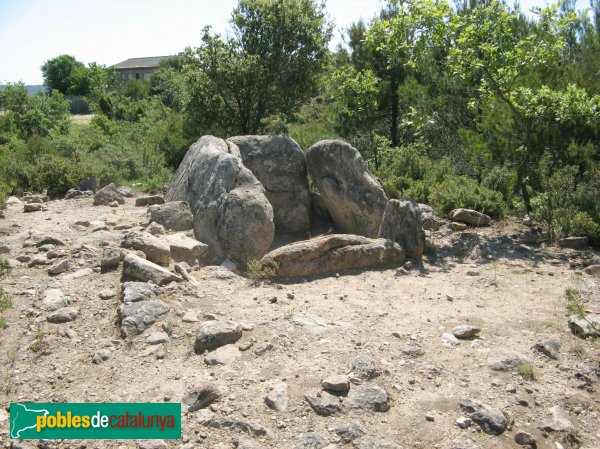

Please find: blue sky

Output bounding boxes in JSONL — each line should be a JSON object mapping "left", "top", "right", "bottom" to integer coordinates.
{"left": 0, "top": 0, "right": 590, "bottom": 85}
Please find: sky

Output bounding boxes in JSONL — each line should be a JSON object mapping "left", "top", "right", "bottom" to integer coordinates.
{"left": 0, "top": 0, "right": 590, "bottom": 85}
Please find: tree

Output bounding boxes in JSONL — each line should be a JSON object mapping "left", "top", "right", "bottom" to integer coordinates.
{"left": 41, "top": 55, "right": 116, "bottom": 98}
{"left": 185, "top": 0, "right": 332, "bottom": 135}
{"left": 41, "top": 55, "right": 85, "bottom": 95}
{"left": 447, "top": 0, "right": 584, "bottom": 210}
{"left": 0, "top": 83, "right": 70, "bottom": 139}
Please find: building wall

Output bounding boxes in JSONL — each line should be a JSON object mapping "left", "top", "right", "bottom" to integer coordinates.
{"left": 116, "top": 68, "right": 156, "bottom": 82}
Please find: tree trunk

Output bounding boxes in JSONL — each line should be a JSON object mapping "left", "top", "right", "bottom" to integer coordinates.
{"left": 390, "top": 70, "right": 399, "bottom": 147}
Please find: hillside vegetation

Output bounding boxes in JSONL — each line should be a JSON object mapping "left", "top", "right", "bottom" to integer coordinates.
{"left": 1, "top": 0, "right": 599, "bottom": 243}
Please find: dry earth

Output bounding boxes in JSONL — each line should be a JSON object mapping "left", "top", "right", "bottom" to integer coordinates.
{"left": 0, "top": 195, "right": 598, "bottom": 449}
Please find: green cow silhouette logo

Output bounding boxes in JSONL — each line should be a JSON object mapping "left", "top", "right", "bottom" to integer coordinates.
{"left": 10, "top": 403, "right": 49, "bottom": 439}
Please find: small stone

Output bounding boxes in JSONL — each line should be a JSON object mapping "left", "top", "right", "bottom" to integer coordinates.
{"left": 91, "top": 349, "right": 111, "bottom": 364}
{"left": 46, "top": 307, "right": 79, "bottom": 323}
{"left": 516, "top": 396, "right": 529, "bottom": 407}
{"left": 441, "top": 332, "right": 460, "bottom": 346}
{"left": 425, "top": 413, "right": 435, "bottom": 422}
{"left": 506, "top": 384, "right": 517, "bottom": 393}
{"left": 456, "top": 417, "right": 472, "bottom": 429}
{"left": 515, "top": 430, "right": 536, "bottom": 445}
{"left": 42, "top": 289, "right": 71, "bottom": 311}
{"left": 196, "top": 412, "right": 268, "bottom": 436}
{"left": 101, "top": 247, "right": 122, "bottom": 272}
{"left": 254, "top": 342, "right": 273, "bottom": 355}
{"left": 450, "top": 222, "right": 468, "bottom": 231}
{"left": 0, "top": 244, "right": 10, "bottom": 254}
{"left": 348, "top": 355, "right": 381, "bottom": 381}
{"left": 118, "top": 300, "right": 169, "bottom": 337}
{"left": 24, "top": 203, "right": 43, "bottom": 212}
{"left": 321, "top": 375, "right": 350, "bottom": 392}
{"left": 403, "top": 261, "right": 413, "bottom": 270}
{"left": 122, "top": 281, "right": 159, "bottom": 303}
{"left": 99, "top": 289, "right": 116, "bottom": 300}
{"left": 583, "top": 264, "right": 600, "bottom": 276}
{"left": 204, "top": 344, "right": 241, "bottom": 365}
{"left": 534, "top": 337, "right": 561, "bottom": 359}
{"left": 182, "top": 311, "right": 199, "bottom": 323}
{"left": 264, "top": 382, "right": 288, "bottom": 412}
{"left": 487, "top": 351, "right": 530, "bottom": 371}
{"left": 452, "top": 325, "right": 481, "bottom": 339}
{"left": 195, "top": 320, "right": 243, "bottom": 353}
{"left": 537, "top": 406, "right": 574, "bottom": 432}
{"left": 558, "top": 236, "right": 588, "bottom": 249}
{"left": 47, "top": 259, "right": 69, "bottom": 276}
{"left": 568, "top": 314, "right": 600, "bottom": 338}
{"left": 293, "top": 433, "right": 328, "bottom": 449}
{"left": 466, "top": 270, "right": 480, "bottom": 276}
{"left": 344, "top": 385, "right": 390, "bottom": 412}
{"left": 459, "top": 397, "right": 508, "bottom": 435}
{"left": 146, "top": 222, "right": 166, "bottom": 236}
{"left": 522, "top": 215, "right": 535, "bottom": 227}
{"left": 146, "top": 332, "right": 170, "bottom": 345}
{"left": 402, "top": 344, "right": 423, "bottom": 357}
{"left": 135, "top": 195, "right": 165, "bottom": 207}
{"left": 304, "top": 391, "right": 342, "bottom": 416}
{"left": 332, "top": 421, "right": 365, "bottom": 443}
{"left": 182, "top": 381, "right": 223, "bottom": 411}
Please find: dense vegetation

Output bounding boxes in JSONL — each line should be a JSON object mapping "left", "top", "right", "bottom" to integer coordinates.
{"left": 1, "top": 0, "right": 599, "bottom": 243}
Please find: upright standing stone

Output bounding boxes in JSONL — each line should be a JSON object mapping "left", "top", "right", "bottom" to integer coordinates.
{"left": 378, "top": 199, "right": 425, "bottom": 259}
{"left": 227, "top": 135, "right": 311, "bottom": 235}
{"left": 306, "top": 140, "right": 388, "bottom": 237}
{"left": 166, "top": 136, "right": 274, "bottom": 263}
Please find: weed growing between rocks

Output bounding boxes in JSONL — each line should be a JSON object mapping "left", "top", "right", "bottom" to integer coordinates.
{"left": 28, "top": 325, "right": 46, "bottom": 354}
{"left": 516, "top": 362, "right": 536, "bottom": 381}
{"left": 0, "top": 258, "right": 10, "bottom": 276}
{"left": 566, "top": 287, "right": 600, "bottom": 336}
{"left": 0, "top": 288, "right": 11, "bottom": 312}
{"left": 246, "top": 259, "right": 279, "bottom": 281}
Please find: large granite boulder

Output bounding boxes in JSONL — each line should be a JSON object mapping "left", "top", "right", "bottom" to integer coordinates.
{"left": 227, "top": 135, "right": 311, "bottom": 235}
{"left": 378, "top": 199, "right": 425, "bottom": 260}
{"left": 165, "top": 136, "right": 275, "bottom": 264}
{"left": 306, "top": 140, "right": 388, "bottom": 237}
{"left": 259, "top": 234, "right": 405, "bottom": 277}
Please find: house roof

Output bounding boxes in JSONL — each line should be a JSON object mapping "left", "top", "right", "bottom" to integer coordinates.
{"left": 112, "top": 56, "right": 169, "bottom": 70}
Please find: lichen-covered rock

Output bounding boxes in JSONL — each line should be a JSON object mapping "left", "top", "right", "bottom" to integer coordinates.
{"left": 306, "top": 140, "right": 388, "bottom": 237}
{"left": 165, "top": 136, "right": 274, "bottom": 263}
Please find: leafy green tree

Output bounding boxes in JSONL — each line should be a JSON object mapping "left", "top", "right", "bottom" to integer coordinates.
{"left": 447, "top": 1, "right": 591, "bottom": 210}
{"left": 41, "top": 55, "right": 85, "bottom": 95}
{"left": 0, "top": 83, "right": 70, "bottom": 139}
{"left": 185, "top": 0, "right": 333, "bottom": 135}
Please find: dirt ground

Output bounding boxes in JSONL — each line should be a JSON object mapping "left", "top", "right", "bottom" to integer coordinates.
{"left": 0, "top": 195, "right": 598, "bottom": 449}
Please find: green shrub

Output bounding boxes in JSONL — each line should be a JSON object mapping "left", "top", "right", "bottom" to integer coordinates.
{"left": 377, "top": 144, "right": 506, "bottom": 218}
{"left": 0, "top": 259, "right": 10, "bottom": 276}
{"left": 429, "top": 175, "right": 505, "bottom": 218}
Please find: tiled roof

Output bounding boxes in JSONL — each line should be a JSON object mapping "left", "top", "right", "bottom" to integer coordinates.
{"left": 112, "top": 56, "right": 169, "bottom": 70}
